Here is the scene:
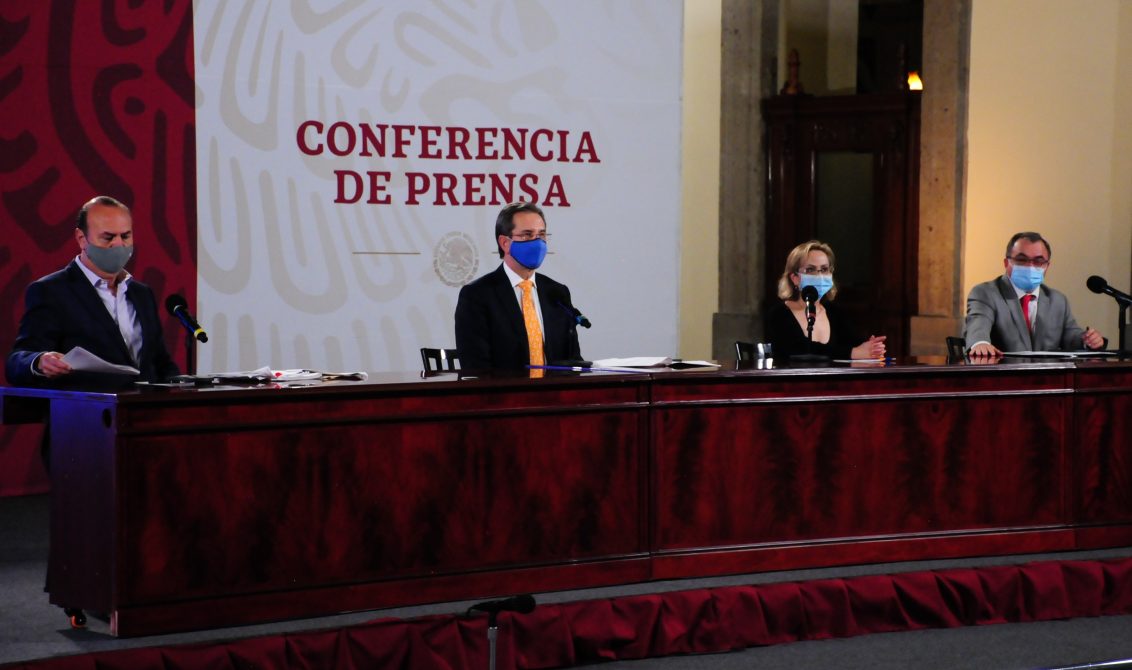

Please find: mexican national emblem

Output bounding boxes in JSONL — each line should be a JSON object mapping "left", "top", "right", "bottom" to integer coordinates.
{"left": 433, "top": 231, "right": 479, "bottom": 287}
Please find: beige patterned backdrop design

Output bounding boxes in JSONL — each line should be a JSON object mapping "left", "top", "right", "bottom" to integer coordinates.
{"left": 194, "top": 1, "right": 683, "bottom": 372}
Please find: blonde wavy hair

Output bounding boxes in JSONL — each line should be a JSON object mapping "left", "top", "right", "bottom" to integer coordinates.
{"left": 776, "top": 240, "right": 838, "bottom": 301}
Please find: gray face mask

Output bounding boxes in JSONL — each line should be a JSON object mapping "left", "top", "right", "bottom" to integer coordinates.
{"left": 85, "top": 243, "right": 134, "bottom": 275}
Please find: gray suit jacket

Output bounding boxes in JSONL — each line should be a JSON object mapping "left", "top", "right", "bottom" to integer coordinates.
{"left": 963, "top": 275, "right": 1086, "bottom": 351}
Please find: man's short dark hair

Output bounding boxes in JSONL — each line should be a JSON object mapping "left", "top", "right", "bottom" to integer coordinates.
{"left": 494, "top": 201, "right": 545, "bottom": 258}
{"left": 1005, "top": 232, "right": 1051, "bottom": 259}
{"left": 76, "top": 196, "right": 129, "bottom": 234}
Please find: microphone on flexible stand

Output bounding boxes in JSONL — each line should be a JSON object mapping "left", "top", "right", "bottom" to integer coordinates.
{"left": 556, "top": 301, "right": 592, "bottom": 329}
{"left": 791, "top": 285, "right": 830, "bottom": 364}
{"left": 1087, "top": 275, "right": 1132, "bottom": 305}
{"left": 165, "top": 294, "right": 208, "bottom": 342}
{"left": 165, "top": 294, "right": 206, "bottom": 376}
{"left": 466, "top": 594, "right": 536, "bottom": 617}
{"left": 801, "top": 285, "right": 818, "bottom": 339}
{"left": 1087, "top": 275, "right": 1131, "bottom": 353}
{"left": 466, "top": 594, "right": 536, "bottom": 670}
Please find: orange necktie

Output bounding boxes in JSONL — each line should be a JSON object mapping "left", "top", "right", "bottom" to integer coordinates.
{"left": 519, "top": 280, "right": 545, "bottom": 369}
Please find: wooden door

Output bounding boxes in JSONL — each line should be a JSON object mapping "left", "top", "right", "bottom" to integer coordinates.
{"left": 764, "top": 92, "right": 920, "bottom": 357}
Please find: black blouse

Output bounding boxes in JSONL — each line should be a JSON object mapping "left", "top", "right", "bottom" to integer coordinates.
{"left": 764, "top": 300, "right": 864, "bottom": 360}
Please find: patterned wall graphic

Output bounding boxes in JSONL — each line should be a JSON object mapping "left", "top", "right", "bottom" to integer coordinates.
{"left": 194, "top": 1, "right": 683, "bottom": 374}
{"left": 0, "top": 2, "right": 197, "bottom": 496}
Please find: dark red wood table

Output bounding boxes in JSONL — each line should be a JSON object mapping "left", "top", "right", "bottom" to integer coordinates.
{"left": 2, "top": 356, "right": 1130, "bottom": 636}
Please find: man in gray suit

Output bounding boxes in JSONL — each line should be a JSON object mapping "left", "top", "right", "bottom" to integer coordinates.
{"left": 964, "top": 232, "right": 1105, "bottom": 357}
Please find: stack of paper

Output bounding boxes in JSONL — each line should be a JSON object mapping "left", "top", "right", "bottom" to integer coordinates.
{"left": 591, "top": 357, "right": 720, "bottom": 370}
{"left": 63, "top": 346, "right": 140, "bottom": 375}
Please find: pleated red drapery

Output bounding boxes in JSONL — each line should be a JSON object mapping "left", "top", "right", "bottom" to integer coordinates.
{"left": 13, "top": 557, "right": 1132, "bottom": 670}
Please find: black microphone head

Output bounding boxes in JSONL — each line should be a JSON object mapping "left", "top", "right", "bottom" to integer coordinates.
{"left": 511, "top": 594, "right": 536, "bottom": 614}
{"left": 165, "top": 293, "right": 188, "bottom": 315}
{"left": 800, "top": 285, "right": 819, "bottom": 302}
{"left": 1086, "top": 275, "right": 1108, "bottom": 294}
{"left": 468, "top": 593, "right": 536, "bottom": 616}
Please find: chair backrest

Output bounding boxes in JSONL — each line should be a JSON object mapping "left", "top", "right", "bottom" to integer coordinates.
{"left": 735, "top": 341, "right": 757, "bottom": 361}
{"left": 420, "top": 348, "right": 460, "bottom": 372}
{"left": 945, "top": 336, "right": 966, "bottom": 362}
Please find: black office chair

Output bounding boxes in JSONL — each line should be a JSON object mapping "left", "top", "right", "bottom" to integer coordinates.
{"left": 421, "top": 348, "right": 460, "bottom": 372}
{"left": 945, "top": 336, "right": 967, "bottom": 362}
{"left": 735, "top": 341, "right": 757, "bottom": 361}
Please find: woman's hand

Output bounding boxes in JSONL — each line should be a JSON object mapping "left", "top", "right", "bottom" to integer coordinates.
{"left": 850, "top": 335, "right": 887, "bottom": 360}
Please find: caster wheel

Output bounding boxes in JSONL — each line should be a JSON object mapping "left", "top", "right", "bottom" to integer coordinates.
{"left": 64, "top": 608, "right": 86, "bottom": 629}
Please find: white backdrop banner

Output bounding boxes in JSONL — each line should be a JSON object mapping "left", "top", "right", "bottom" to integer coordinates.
{"left": 194, "top": 1, "right": 683, "bottom": 373}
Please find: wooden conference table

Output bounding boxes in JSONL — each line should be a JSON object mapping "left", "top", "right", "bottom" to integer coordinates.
{"left": 2, "top": 356, "right": 1130, "bottom": 636}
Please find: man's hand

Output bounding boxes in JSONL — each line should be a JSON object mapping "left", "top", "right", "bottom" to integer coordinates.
{"left": 35, "top": 352, "right": 73, "bottom": 378}
{"left": 967, "top": 342, "right": 1002, "bottom": 358}
{"left": 1082, "top": 327, "right": 1105, "bottom": 350}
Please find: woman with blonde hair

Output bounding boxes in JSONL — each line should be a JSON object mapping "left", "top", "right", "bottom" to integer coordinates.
{"left": 766, "top": 240, "right": 887, "bottom": 360}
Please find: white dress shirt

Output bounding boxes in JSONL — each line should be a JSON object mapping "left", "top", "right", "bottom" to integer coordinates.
{"left": 502, "top": 262, "right": 545, "bottom": 338}
{"left": 75, "top": 255, "right": 143, "bottom": 366}
{"left": 1010, "top": 281, "right": 1039, "bottom": 327}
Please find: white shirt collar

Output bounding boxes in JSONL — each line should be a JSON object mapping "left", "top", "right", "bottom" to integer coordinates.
{"left": 1005, "top": 274, "right": 1038, "bottom": 300}
{"left": 502, "top": 261, "right": 536, "bottom": 288}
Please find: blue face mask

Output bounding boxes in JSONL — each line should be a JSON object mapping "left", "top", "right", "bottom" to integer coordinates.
{"left": 509, "top": 238, "right": 547, "bottom": 270}
{"left": 1010, "top": 265, "right": 1044, "bottom": 293}
{"left": 799, "top": 273, "right": 834, "bottom": 301}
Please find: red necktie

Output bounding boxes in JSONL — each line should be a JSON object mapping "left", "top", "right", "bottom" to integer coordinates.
{"left": 1021, "top": 294, "right": 1034, "bottom": 332}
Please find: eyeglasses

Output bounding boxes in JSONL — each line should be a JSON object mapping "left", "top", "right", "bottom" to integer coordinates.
{"left": 511, "top": 232, "right": 550, "bottom": 242}
{"left": 1006, "top": 255, "right": 1049, "bottom": 269}
{"left": 796, "top": 265, "right": 832, "bottom": 276}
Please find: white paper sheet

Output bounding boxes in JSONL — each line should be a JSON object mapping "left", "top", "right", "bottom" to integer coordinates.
{"left": 62, "top": 346, "right": 140, "bottom": 376}
{"left": 592, "top": 357, "right": 673, "bottom": 367}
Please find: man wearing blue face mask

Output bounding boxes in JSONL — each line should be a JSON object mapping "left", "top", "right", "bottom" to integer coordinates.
{"left": 455, "top": 201, "right": 583, "bottom": 370}
{"left": 964, "top": 231, "right": 1105, "bottom": 357}
{"left": 5, "top": 195, "right": 179, "bottom": 388}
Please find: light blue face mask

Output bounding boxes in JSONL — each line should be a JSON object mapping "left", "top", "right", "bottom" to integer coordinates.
{"left": 509, "top": 238, "right": 547, "bottom": 270}
{"left": 799, "top": 273, "right": 834, "bottom": 301}
{"left": 1009, "top": 265, "right": 1044, "bottom": 293}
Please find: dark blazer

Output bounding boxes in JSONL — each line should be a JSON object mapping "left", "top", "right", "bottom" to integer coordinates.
{"left": 455, "top": 264, "right": 583, "bottom": 370}
{"left": 963, "top": 276, "right": 1087, "bottom": 352}
{"left": 5, "top": 260, "right": 179, "bottom": 389}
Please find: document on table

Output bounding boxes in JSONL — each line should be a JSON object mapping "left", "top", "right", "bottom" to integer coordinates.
{"left": 248, "top": 367, "right": 369, "bottom": 381}
{"left": 592, "top": 357, "right": 721, "bottom": 369}
{"left": 1001, "top": 351, "right": 1117, "bottom": 358}
{"left": 167, "top": 366, "right": 370, "bottom": 385}
{"left": 62, "top": 346, "right": 140, "bottom": 376}
{"left": 593, "top": 356, "right": 674, "bottom": 367}
{"left": 588, "top": 355, "right": 719, "bottom": 371}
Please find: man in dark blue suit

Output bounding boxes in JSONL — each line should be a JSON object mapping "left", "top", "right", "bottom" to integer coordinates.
{"left": 455, "top": 202, "right": 583, "bottom": 370}
{"left": 5, "top": 195, "right": 179, "bottom": 389}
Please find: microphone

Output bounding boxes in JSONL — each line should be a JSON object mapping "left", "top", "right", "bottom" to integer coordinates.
{"left": 165, "top": 294, "right": 208, "bottom": 343}
{"left": 801, "top": 285, "right": 818, "bottom": 319}
{"left": 556, "top": 301, "right": 592, "bottom": 329}
{"left": 467, "top": 594, "right": 536, "bottom": 616}
{"left": 1087, "top": 275, "right": 1132, "bottom": 306}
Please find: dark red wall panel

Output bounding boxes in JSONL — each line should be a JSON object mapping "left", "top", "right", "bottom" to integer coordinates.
{"left": 0, "top": 1, "right": 196, "bottom": 495}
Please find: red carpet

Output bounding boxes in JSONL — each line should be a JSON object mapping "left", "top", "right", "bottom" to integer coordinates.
{"left": 10, "top": 556, "right": 1132, "bottom": 669}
